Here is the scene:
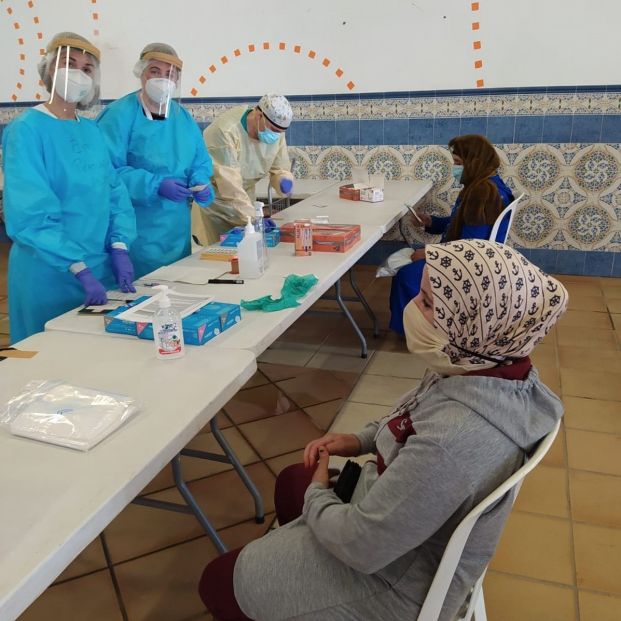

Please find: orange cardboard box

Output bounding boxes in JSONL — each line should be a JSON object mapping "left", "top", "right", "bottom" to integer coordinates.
{"left": 339, "top": 184, "right": 361, "bottom": 201}
{"left": 280, "top": 223, "right": 361, "bottom": 253}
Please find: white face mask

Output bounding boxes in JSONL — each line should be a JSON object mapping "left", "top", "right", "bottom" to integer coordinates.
{"left": 145, "top": 78, "right": 176, "bottom": 105}
{"left": 54, "top": 68, "right": 93, "bottom": 104}
{"left": 403, "top": 300, "right": 496, "bottom": 376}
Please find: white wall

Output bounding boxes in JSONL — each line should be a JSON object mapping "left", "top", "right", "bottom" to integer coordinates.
{"left": 1, "top": 0, "right": 618, "bottom": 103}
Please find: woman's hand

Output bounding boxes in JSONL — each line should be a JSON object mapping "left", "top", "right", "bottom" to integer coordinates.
{"left": 304, "top": 433, "right": 361, "bottom": 468}
{"left": 411, "top": 248, "right": 427, "bottom": 262}
{"left": 311, "top": 447, "right": 330, "bottom": 487}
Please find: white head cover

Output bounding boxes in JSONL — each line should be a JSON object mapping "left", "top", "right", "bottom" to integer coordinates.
{"left": 258, "top": 94, "right": 293, "bottom": 129}
{"left": 423, "top": 239, "right": 568, "bottom": 367}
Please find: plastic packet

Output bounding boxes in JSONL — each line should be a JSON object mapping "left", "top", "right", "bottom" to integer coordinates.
{"left": 376, "top": 247, "right": 415, "bottom": 278}
{"left": 0, "top": 380, "right": 140, "bottom": 451}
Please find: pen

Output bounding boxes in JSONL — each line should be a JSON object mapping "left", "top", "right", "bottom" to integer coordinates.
{"left": 405, "top": 203, "right": 423, "bottom": 224}
{"left": 208, "top": 278, "right": 245, "bottom": 284}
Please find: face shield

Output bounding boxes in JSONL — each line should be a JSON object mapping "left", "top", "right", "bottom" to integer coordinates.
{"left": 135, "top": 52, "right": 182, "bottom": 119}
{"left": 44, "top": 38, "right": 100, "bottom": 110}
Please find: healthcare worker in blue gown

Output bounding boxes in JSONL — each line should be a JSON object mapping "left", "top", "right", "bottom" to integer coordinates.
{"left": 1, "top": 33, "right": 137, "bottom": 344}
{"left": 97, "top": 43, "right": 215, "bottom": 279}
{"left": 389, "top": 134, "right": 514, "bottom": 334}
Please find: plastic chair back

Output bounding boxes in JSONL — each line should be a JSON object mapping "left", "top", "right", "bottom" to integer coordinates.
{"left": 489, "top": 193, "right": 525, "bottom": 243}
{"left": 417, "top": 419, "right": 560, "bottom": 621}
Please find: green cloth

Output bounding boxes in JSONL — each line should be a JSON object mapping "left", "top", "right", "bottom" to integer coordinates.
{"left": 241, "top": 274, "right": 319, "bottom": 312}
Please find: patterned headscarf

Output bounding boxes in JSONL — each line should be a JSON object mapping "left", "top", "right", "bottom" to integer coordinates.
{"left": 425, "top": 239, "right": 568, "bottom": 366}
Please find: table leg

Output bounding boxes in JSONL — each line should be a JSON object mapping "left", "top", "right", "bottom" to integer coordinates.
{"left": 348, "top": 269, "right": 379, "bottom": 337}
{"left": 334, "top": 279, "right": 368, "bottom": 358}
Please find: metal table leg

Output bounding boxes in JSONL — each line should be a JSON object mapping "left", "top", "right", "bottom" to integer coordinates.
{"left": 348, "top": 269, "right": 379, "bottom": 337}
{"left": 334, "top": 279, "right": 368, "bottom": 358}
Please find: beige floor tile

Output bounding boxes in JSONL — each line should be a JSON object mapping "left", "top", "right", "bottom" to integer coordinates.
{"left": 542, "top": 428, "right": 566, "bottom": 467}
{"left": 561, "top": 368, "right": 621, "bottom": 401}
{"left": 365, "top": 350, "right": 428, "bottom": 379}
{"left": 569, "top": 470, "right": 621, "bottom": 528}
{"left": 563, "top": 396, "right": 621, "bottom": 434}
{"left": 558, "top": 347, "right": 621, "bottom": 374}
{"left": 277, "top": 314, "right": 340, "bottom": 346}
{"left": 514, "top": 465, "right": 569, "bottom": 518}
{"left": 573, "top": 522, "right": 621, "bottom": 594}
{"left": 19, "top": 570, "right": 123, "bottom": 621}
{"left": 376, "top": 330, "right": 409, "bottom": 353}
{"left": 490, "top": 512, "right": 574, "bottom": 585}
{"left": 559, "top": 309, "right": 614, "bottom": 329}
{"left": 563, "top": 281, "right": 603, "bottom": 298}
{"left": 238, "top": 410, "right": 322, "bottom": 459}
{"left": 612, "top": 314, "right": 621, "bottom": 330}
{"left": 276, "top": 369, "right": 358, "bottom": 407}
{"left": 258, "top": 362, "right": 315, "bottom": 382}
{"left": 55, "top": 537, "right": 108, "bottom": 583}
{"left": 304, "top": 399, "right": 344, "bottom": 430}
{"left": 330, "top": 401, "right": 391, "bottom": 435}
{"left": 607, "top": 298, "right": 621, "bottom": 314}
{"left": 223, "top": 383, "right": 295, "bottom": 425}
{"left": 0, "top": 296, "right": 7, "bottom": 313}
{"left": 349, "top": 374, "right": 419, "bottom": 406}
{"left": 240, "top": 369, "right": 270, "bottom": 390}
{"left": 321, "top": 320, "right": 378, "bottom": 350}
{"left": 557, "top": 325, "right": 619, "bottom": 350}
{"left": 579, "top": 590, "right": 621, "bottom": 621}
{"left": 567, "top": 295, "right": 608, "bottom": 312}
{"left": 257, "top": 342, "right": 318, "bottom": 366}
{"left": 306, "top": 345, "right": 371, "bottom": 373}
{"left": 0, "top": 316, "right": 9, "bottom": 335}
{"left": 566, "top": 429, "right": 621, "bottom": 476}
{"left": 536, "top": 363, "right": 561, "bottom": 396}
{"left": 265, "top": 449, "right": 306, "bottom": 476}
{"left": 530, "top": 344, "right": 557, "bottom": 368}
{"left": 140, "top": 427, "right": 260, "bottom": 495}
{"left": 115, "top": 536, "right": 216, "bottom": 621}
{"left": 603, "top": 284, "right": 621, "bottom": 299}
{"left": 483, "top": 571, "right": 576, "bottom": 621}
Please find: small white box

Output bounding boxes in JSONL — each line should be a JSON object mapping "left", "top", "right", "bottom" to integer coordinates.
{"left": 360, "top": 187, "right": 384, "bottom": 202}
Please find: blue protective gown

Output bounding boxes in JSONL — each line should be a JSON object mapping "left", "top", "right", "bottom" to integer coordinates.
{"left": 389, "top": 175, "right": 514, "bottom": 334}
{"left": 1, "top": 107, "right": 137, "bottom": 343}
{"left": 97, "top": 93, "right": 214, "bottom": 278}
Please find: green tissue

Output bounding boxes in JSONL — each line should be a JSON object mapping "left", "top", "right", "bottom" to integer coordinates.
{"left": 241, "top": 274, "right": 319, "bottom": 312}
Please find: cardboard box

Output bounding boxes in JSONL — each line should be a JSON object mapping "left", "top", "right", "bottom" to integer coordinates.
{"left": 104, "top": 297, "right": 242, "bottom": 345}
{"left": 220, "top": 227, "right": 280, "bottom": 247}
{"left": 280, "top": 223, "right": 361, "bottom": 253}
{"left": 360, "top": 187, "right": 384, "bottom": 202}
{"left": 339, "top": 184, "right": 361, "bottom": 201}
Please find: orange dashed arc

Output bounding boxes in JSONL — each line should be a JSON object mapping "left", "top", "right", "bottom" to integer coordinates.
{"left": 192, "top": 41, "right": 356, "bottom": 93}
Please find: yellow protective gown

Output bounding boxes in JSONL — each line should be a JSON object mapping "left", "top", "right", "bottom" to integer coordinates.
{"left": 192, "top": 105, "right": 293, "bottom": 244}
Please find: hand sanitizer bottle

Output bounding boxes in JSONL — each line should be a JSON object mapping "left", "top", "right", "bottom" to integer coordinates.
{"left": 252, "top": 201, "right": 269, "bottom": 269}
{"left": 152, "top": 285, "right": 185, "bottom": 360}
{"left": 237, "top": 217, "right": 264, "bottom": 279}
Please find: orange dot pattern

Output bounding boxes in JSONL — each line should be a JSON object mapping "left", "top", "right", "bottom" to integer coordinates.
{"left": 471, "top": 2, "right": 484, "bottom": 87}
{"left": 191, "top": 41, "right": 355, "bottom": 96}
{"left": 91, "top": 0, "right": 100, "bottom": 37}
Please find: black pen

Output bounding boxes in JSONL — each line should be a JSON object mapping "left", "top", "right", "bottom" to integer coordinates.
{"left": 208, "top": 278, "right": 245, "bottom": 284}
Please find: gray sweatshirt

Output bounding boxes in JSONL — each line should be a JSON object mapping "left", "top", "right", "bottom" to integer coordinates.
{"left": 234, "top": 368, "right": 563, "bottom": 621}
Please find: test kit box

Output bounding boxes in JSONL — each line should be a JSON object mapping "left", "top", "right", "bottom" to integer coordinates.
{"left": 280, "top": 223, "right": 361, "bottom": 253}
{"left": 339, "top": 184, "right": 361, "bottom": 201}
{"left": 339, "top": 184, "right": 384, "bottom": 202}
{"left": 104, "top": 297, "right": 242, "bottom": 345}
{"left": 220, "top": 227, "right": 280, "bottom": 247}
{"left": 360, "top": 187, "right": 384, "bottom": 202}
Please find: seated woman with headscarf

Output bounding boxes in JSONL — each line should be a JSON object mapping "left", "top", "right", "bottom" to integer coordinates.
{"left": 198, "top": 239, "right": 568, "bottom": 621}
{"left": 390, "top": 134, "right": 514, "bottom": 334}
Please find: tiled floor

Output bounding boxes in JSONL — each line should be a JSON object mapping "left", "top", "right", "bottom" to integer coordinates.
{"left": 3, "top": 241, "right": 620, "bottom": 621}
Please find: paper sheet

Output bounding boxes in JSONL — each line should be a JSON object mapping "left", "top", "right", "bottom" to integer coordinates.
{"left": 145, "top": 265, "right": 227, "bottom": 285}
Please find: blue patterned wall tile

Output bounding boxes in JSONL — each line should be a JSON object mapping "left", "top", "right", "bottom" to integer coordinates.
{"left": 541, "top": 115, "right": 573, "bottom": 142}
{"left": 335, "top": 120, "right": 360, "bottom": 145}
{"left": 601, "top": 115, "right": 621, "bottom": 142}
{"left": 360, "top": 120, "right": 384, "bottom": 145}
{"left": 555, "top": 249, "right": 586, "bottom": 275}
{"left": 584, "top": 251, "right": 614, "bottom": 277}
{"left": 486, "top": 116, "right": 515, "bottom": 143}
{"left": 611, "top": 254, "right": 621, "bottom": 278}
{"left": 514, "top": 115, "right": 544, "bottom": 143}
{"left": 571, "top": 115, "right": 603, "bottom": 142}
{"left": 290, "top": 120, "right": 313, "bottom": 146}
{"left": 312, "top": 120, "right": 336, "bottom": 145}
{"left": 409, "top": 118, "right": 434, "bottom": 145}
{"left": 433, "top": 117, "right": 461, "bottom": 145}
{"left": 528, "top": 249, "right": 558, "bottom": 273}
{"left": 459, "top": 116, "right": 488, "bottom": 135}
{"left": 383, "top": 119, "right": 408, "bottom": 145}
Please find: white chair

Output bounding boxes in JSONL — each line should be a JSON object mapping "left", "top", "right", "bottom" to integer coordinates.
{"left": 489, "top": 193, "right": 525, "bottom": 243}
{"left": 417, "top": 419, "right": 561, "bottom": 621}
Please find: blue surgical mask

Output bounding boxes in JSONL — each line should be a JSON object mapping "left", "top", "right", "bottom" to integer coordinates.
{"left": 257, "top": 114, "right": 281, "bottom": 144}
{"left": 452, "top": 165, "right": 464, "bottom": 183}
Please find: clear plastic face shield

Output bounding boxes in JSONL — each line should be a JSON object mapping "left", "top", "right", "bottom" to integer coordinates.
{"left": 138, "top": 54, "right": 182, "bottom": 120}
{"left": 47, "top": 42, "right": 100, "bottom": 111}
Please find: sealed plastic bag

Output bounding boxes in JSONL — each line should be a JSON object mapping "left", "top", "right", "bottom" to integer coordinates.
{"left": 0, "top": 380, "right": 140, "bottom": 451}
{"left": 376, "top": 247, "right": 415, "bottom": 277}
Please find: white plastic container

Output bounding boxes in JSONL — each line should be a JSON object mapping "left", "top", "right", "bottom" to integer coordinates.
{"left": 152, "top": 285, "right": 185, "bottom": 360}
{"left": 253, "top": 201, "right": 269, "bottom": 269}
{"left": 238, "top": 217, "right": 265, "bottom": 279}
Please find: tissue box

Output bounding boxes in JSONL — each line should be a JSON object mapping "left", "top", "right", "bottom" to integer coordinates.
{"left": 339, "top": 184, "right": 361, "bottom": 201}
{"left": 104, "top": 297, "right": 242, "bottom": 345}
{"left": 279, "top": 223, "right": 361, "bottom": 253}
{"left": 220, "top": 227, "right": 280, "bottom": 247}
{"left": 360, "top": 187, "right": 384, "bottom": 202}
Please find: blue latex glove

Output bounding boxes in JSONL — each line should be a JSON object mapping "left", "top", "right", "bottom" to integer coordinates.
{"left": 264, "top": 217, "right": 278, "bottom": 231}
{"left": 279, "top": 178, "right": 293, "bottom": 194}
{"left": 110, "top": 248, "right": 136, "bottom": 293}
{"left": 194, "top": 184, "right": 214, "bottom": 206}
{"left": 158, "top": 178, "right": 192, "bottom": 202}
{"left": 75, "top": 268, "right": 108, "bottom": 306}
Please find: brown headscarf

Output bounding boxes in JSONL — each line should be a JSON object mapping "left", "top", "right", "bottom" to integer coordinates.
{"left": 445, "top": 134, "right": 504, "bottom": 242}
